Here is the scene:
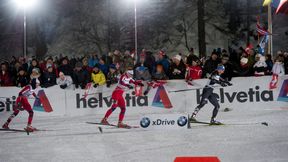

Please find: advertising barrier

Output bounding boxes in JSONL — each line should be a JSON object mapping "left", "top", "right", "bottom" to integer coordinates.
{"left": 0, "top": 76, "right": 287, "bottom": 120}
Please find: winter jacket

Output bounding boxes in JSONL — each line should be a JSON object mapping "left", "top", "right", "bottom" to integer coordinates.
{"left": 0, "top": 71, "right": 13, "bottom": 86}
{"left": 16, "top": 75, "right": 29, "bottom": 87}
{"left": 202, "top": 59, "right": 220, "bottom": 78}
{"left": 58, "top": 64, "right": 73, "bottom": 77}
{"left": 221, "top": 63, "right": 234, "bottom": 81}
{"left": 91, "top": 71, "right": 106, "bottom": 85}
{"left": 135, "top": 68, "right": 151, "bottom": 81}
{"left": 272, "top": 62, "right": 285, "bottom": 76}
{"left": 106, "top": 72, "right": 120, "bottom": 87}
{"left": 169, "top": 62, "right": 186, "bottom": 79}
{"left": 253, "top": 60, "right": 267, "bottom": 76}
{"left": 99, "top": 64, "right": 109, "bottom": 76}
{"left": 43, "top": 71, "right": 57, "bottom": 88}
{"left": 73, "top": 69, "right": 90, "bottom": 89}
{"left": 186, "top": 65, "right": 202, "bottom": 80}
{"left": 56, "top": 76, "right": 73, "bottom": 89}
{"left": 156, "top": 58, "right": 170, "bottom": 76}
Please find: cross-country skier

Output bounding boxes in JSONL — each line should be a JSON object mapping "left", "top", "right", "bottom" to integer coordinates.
{"left": 190, "top": 65, "right": 232, "bottom": 124}
{"left": 101, "top": 68, "right": 144, "bottom": 128}
{"left": 2, "top": 78, "right": 40, "bottom": 132}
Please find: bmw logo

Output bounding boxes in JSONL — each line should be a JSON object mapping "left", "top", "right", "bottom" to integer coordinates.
{"left": 177, "top": 116, "right": 187, "bottom": 127}
{"left": 140, "top": 117, "right": 150, "bottom": 128}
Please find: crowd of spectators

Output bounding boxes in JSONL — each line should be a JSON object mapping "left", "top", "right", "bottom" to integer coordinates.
{"left": 0, "top": 47, "right": 287, "bottom": 89}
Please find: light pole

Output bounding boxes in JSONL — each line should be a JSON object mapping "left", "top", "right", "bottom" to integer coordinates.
{"left": 12, "top": 0, "right": 38, "bottom": 58}
{"left": 133, "top": 0, "right": 138, "bottom": 62}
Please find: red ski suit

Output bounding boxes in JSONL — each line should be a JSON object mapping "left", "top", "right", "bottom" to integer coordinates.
{"left": 13, "top": 86, "right": 36, "bottom": 125}
{"left": 104, "top": 73, "right": 139, "bottom": 122}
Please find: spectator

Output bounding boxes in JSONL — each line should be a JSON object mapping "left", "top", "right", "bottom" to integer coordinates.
{"left": 0, "top": 63, "right": 13, "bottom": 86}
{"left": 202, "top": 52, "right": 220, "bottom": 78}
{"left": 135, "top": 53, "right": 152, "bottom": 73}
{"left": 145, "top": 51, "right": 156, "bottom": 74}
{"left": 15, "top": 67, "right": 29, "bottom": 87}
{"left": 88, "top": 53, "right": 99, "bottom": 67}
{"left": 112, "top": 50, "right": 124, "bottom": 74}
{"left": 91, "top": 64, "right": 106, "bottom": 88}
{"left": 238, "top": 57, "right": 252, "bottom": 76}
{"left": 73, "top": 62, "right": 90, "bottom": 89}
{"left": 57, "top": 71, "right": 73, "bottom": 89}
{"left": 58, "top": 57, "right": 73, "bottom": 77}
{"left": 283, "top": 51, "right": 288, "bottom": 74}
{"left": 105, "top": 52, "right": 113, "bottom": 65}
{"left": 156, "top": 50, "right": 170, "bottom": 76}
{"left": 186, "top": 56, "right": 202, "bottom": 82}
{"left": 135, "top": 66, "right": 151, "bottom": 81}
{"left": 30, "top": 67, "right": 42, "bottom": 84}
{"left": 253, "top": 55, "right": 267, "bottom": 76}
{"left": 270, "top": 56, "right": 285, "bottom": 89}
{"left": 28, "top": 59, "right": 41, "bottom": 76}
{"left": 220, "top": 54, "right": 234, "bottom": 81}
{"left": 169, "top": 54, "right": 186, "bottom": 79}
{"left": 81, "top": 57, "right": 93, "bottom": 74}
{"left": 18, "top": 57, "right": 28, "bottom": 71}
{"left": 123, "top": 50, "right": 135, "bottom": 73}
{"left": 152, "top": 64, "right": 168, "bottom": 80}
{"left": 106, "top": 64, "right": 119, "bottom": 87}
{"left": 42, "top": 65, "right": 57, "bottom": 88}
{"left": 99, "top": 56, "right": 109, "bottom": 76}
{"left": 265, "top": 54, "right": 273, "bottom": 75}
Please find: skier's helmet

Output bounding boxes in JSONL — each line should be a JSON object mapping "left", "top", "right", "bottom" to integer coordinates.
{"left": 217, "top": 65, "right": 225, "bottom": 71}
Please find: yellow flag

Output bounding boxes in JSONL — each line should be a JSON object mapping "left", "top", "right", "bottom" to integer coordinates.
{"left": 263, "top": 0, "right": 272, "bottom": 6}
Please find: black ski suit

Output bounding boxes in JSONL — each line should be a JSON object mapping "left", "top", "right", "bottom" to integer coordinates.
{"left": 196, "top": 71, "right": 232, "bottom": 119}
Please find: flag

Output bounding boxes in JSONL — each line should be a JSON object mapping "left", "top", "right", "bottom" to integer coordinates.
{"left": 263, "top": 0, "right": 272, "bottom": 6}
{"left": 272, "top": 0, "right": 281, "bottom": 8}
{"left": 258, "top": 35, "right": 269, "bottom": 54}
{"left": 276, "top": 0, "right": 288, "bottom": 14}
{"left": 256, "top": 23, "right": 271, "bottom": 36}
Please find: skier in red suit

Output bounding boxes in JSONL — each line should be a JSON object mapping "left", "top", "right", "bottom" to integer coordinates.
{"left": 101, "top": 69, "right": 143, "bottom": 128}
{"left": 2, "top": 78, "right": 40, "bottom": 132}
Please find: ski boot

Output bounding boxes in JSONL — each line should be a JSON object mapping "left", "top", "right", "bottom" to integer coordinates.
{"left": 210, "top": 118, "right": 223, "bottom": 125}
{"left": 101, "top": 118, "right": 110, "bottom": 125}
{"left": 117, "top": 122, "right": 131, "bottom": 129}
{"left": 189, "top": 115, "right": 197, "bottom": 123}
{"left": 2, "top": 123, "right": 9, "bottom": 129}
{"left": 25, "top": 125, "right": 37, "bottom": 132}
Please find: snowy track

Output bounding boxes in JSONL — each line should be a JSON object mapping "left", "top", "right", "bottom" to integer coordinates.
{"left": 1, "top": 109, "right": 288, "bottom": 162}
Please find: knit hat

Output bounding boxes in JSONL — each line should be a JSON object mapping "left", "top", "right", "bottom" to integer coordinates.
{"left": 174, "top": 54, "right": 182, "bottom": 61}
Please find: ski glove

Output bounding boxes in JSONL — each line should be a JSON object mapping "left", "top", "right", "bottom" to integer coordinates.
{"left": 127, "top": 85, "right": 134, "bottom": 89}
{"left": 93, "top": 83, "right": 99, "bottom": 88}
{"left": 60, "top": 84, "right": 68, "bottom": 89}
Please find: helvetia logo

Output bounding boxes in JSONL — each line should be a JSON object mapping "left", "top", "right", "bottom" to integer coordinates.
{"left": 277, "top": 79, "right": 288, "bottom": 102}
{"left": 151, "top": 85, "right": 173, "bottom": 109}
{"left": 196, "top": 86, "right": 274, "bottom": 104}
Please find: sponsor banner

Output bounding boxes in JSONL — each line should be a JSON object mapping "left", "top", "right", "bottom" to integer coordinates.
{"left": 139, "top": 114, "right": 188, "bottom": 129}
{"left": 0, "top": 76, "right": 287, "bottom": 119}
